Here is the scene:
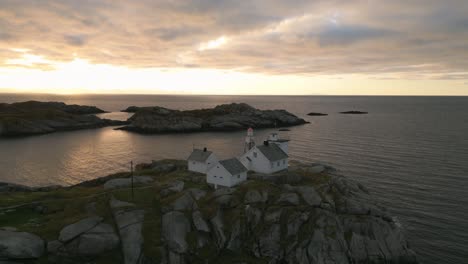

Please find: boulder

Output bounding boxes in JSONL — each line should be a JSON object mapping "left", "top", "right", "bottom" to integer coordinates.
{"left": 171, "top": 192, "right": 198, "bottom": 211}
{"left": 192, "top": 211, "right": 210, "bottom": 233}
{"left": 111, "top": 198, "right": 145, "bottom": 264}
{"left": 296, "top": 186, "right": 322, "bottom": 206}
{"left": 210, "top": 210, "right": 226, "bottom": 249}
{"left": 187, "top": 188, "right": 207, "bottom": 200}
{"left": 75, "top": 223, "right": 119, "bottom": 257}
{"left": 160, "top": 180, "right": 184, "bottom": 197}
{"left": 0, "top": 230, "right": 45, "bottom": 259}
{"left": 162, "top": 211, "right": 191, "bottom": 254}
{"left": 276, "top": 192, "right": 300, "bottom": 205}
{"left": 59, "top": 216, "right": 103, "bottom": 242}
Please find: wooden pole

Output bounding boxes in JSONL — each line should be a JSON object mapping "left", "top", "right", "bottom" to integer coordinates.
{"left": 131, "top": 160, "right": 134, "bottom": 201}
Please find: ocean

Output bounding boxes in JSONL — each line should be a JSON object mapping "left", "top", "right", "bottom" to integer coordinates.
{"left": 0, "top": 94, "right": 467, "bottom": 263}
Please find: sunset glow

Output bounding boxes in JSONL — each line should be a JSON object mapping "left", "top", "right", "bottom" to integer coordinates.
{"left": 0, "top": 1, "right": 467, "bottom": 95}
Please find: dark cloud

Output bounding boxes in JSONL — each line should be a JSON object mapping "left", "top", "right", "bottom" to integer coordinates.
{"left": 318, "top": 25, "right": 396, "bottom": 46}
{"left": 64, "top": 34, "right": 87, "bottom": 46}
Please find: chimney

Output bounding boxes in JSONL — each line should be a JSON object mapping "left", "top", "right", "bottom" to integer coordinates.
{"left": 263, "top": 141, "right": 269, "bottom": 146}
{"left": 203, "top": 147, "right": 207, "bottom": 152}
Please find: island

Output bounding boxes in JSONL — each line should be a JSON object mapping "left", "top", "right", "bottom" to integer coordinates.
{"left": 0, "top": 160, "right": 418, "bottom": 264}
{"left": 340, "top": 111, "right": 368, "bottom": 114}
{"left": 307, "top": 112, "right": 328, "bottom": 116}
{"left": 0, "top": 101, "right": 128, "bottom": 137}
{"left": 118, "top": 103, "right": 308, "bottom": 134}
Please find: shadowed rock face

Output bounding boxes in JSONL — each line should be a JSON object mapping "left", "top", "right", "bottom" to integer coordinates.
{"left": 0, "top": 101, "right": 127, "bottom": 137}
{"left": 119, "top": 103, "right": 308, "bottom": 133}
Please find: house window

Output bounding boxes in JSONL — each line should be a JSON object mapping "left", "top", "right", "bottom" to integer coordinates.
{"left": 283, "top": 160, "right": 286, "bottom": 165}
{"left": 220, "top": 176, "right": 223, "bottom": 179}
{"left": 253, "top": 152, "right": 257, "bottom": 158}
{"left": 214, "top": 175, "right": 217, "bottom": 178}
{"left": 277, "top": 161, "right": 280, "bottom": 166}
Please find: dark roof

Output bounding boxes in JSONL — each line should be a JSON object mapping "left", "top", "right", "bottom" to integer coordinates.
{"left": 257, "top": 143, "right": 288, "bottom": 162}
{"left": 219, "top": 158, "right": 247, "bottom": 175}
{"left": 188, "top": 149, "right": 213, "bottom": 162}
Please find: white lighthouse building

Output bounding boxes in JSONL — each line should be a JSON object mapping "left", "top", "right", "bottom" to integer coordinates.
{"left": 240, "top": 128, "right": 289, "bottom": 174}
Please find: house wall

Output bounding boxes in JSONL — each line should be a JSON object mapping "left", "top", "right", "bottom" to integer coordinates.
{"left": 229, "top": 171, "right": 247, "bottom": 186}
{"left": 188, "top": 154, "right": 218, "bottom": 174}
{"left": 207, "top": 164, "right": 247, "bottom": 188}
{"left": 240, "top": 147, "right": 289, "bottom": 174}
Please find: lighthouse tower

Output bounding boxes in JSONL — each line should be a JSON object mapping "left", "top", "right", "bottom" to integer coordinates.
{"left": 244, "top": 127, "right": 256, "bottom": 153}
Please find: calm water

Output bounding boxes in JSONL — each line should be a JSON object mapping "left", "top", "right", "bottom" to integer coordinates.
{"left": 1, "top": 94, "right": 467, "bottom": 263}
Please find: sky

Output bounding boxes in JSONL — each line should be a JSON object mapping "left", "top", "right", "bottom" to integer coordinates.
{"left": 0, "top": 0, "right": 467, "bottom": 95}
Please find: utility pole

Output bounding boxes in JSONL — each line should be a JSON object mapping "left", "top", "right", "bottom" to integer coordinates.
{"left": 130, "top": 160, "right": 134, "bottom": 201}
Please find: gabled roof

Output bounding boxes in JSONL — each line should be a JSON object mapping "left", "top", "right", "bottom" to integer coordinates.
{"left": 188, "top": 149, "right": 213, "bottom": 162}
{"left": 257, "top": 143, "right": 288, "bottom": 162}
{"left": 219, "top": 158, "right": 247, "bottom": 175}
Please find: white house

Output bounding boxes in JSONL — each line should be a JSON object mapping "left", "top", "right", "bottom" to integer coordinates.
{"left": 267, "top": 132, "right": 289, "bottom": 154}
{"left": 187, "top": 148, "right": 218, "bottom": 174}
{"left": 207, "top": 158, "right": 248, "bottom": 189}
{"left": 240, "top": 140, "right": 289, "bottom": 174}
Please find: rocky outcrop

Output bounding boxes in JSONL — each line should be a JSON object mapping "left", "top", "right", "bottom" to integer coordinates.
{"left": 307, "top": 112, "right": 328, "bottom": 116}
{"left": 118, "top": 103, "right": 308, "bottom": 133}
{"left": 154, "top": 163, "right": 417, "bottom": 264}
{"left": 110, "top": 197, "right": 145, "bottom": 264}
{"left": 0, "top": 160, "right": 418, "bottom": 264}
{"left": 0, "top": 230, "right": 45, "bottom": 260}
{"left": 0, "top": 101, "right": 127, "bottom": 137}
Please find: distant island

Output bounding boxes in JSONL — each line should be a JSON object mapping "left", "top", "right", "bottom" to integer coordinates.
{"left": 0, "top": 159, "right": 417, "bottom": 263}
{"left": 0, "top": 101, "right": 127, "bottom": 137}
{"left": 118, "top": 103, "right": 308, "bottom": 134}
{"left": 307, "top": 112, "right": 328, "bottom": 116}
{"left": 340, "top": 111, "right": 368, "bottom": 114}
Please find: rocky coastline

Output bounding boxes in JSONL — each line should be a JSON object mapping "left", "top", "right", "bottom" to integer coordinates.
{"left": 118, "top": 103, "right": 308, "bottom": 134}
{"left": 0, "top": 160, "right": 418, "bottom": 264}
{"left": 0, "top": 101, "right": 128, "bottom": 137}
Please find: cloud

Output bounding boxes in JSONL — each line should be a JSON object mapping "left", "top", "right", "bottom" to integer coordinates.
{"left": 318, "top": 24, "right": 395, "bottom": 46}
{"left": 0, "top": 0, "right": 467, "bottom": 80}
{"left": 64, "top": 34, "right": 87, "bottom": 46}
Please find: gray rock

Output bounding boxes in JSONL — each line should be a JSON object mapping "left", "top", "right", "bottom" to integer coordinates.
{"left": 0, "top": 227, "right": 17, "bottom": 232}
{"left": 76, "top": 223, "right": 119, "bottom": 257}
{"left": 59, "top": 216, "right": 103, "bottom": 242}
{"left": 171, "top": 192, "right": 198, "bottom": 211}
{"left": 245, "top": 206, "right": 262, "bottom": 228}
{"left": 115, "top": 210, "right": 145, "bottom": 264}
{"left": 104, "top": 176, "right": 154, "bottom": 189}
{"left": 47, "top": 240, "right": 62, "bottom": 254}
{"left": 161, "top": 180, "right": 185, "bottom": 197}
{"left": 264, "top": 209, "right": 282, "bottom": 223}
{"left": 210, "top": 210, "right": 226, "bottom": 249}
{"left": 227, "top": 220, "right": 241, "bottom": 251}
{"left": 213, "top": 187, "right": 236, "bottom": 197}
{"left": 111, "top": 197, "right": 145, "bottom": 264}
{"left": 187, "top": 188, "right": 207, "bottom": 200}
{"left": 277, "top": 192, "right": 300, "bottom": 205}
{"left": 215, "top": 195, "right": 238, "bottom": 208}
{"left": 255, "top": 224, "right": 281, "bottom": 258}
{"left": 296, "top": 186, "right": 322, "bottom": 206}
{"left": 192, "top": 211, "right": 210, "bottom": 233}
{"left": 110, "top": 196, "right": 135, "bottom": 209}
{"left": 162, "top": 211, "right": 191, "bottom": 254}
{"left": 244, "top": 190, "right": 267, "bottom": 204}
{"left": 0, "top": 230, "right": 45, "bottom": 259}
